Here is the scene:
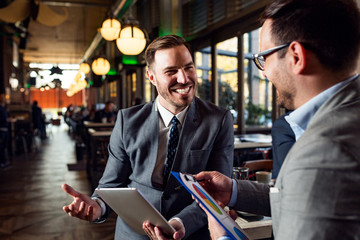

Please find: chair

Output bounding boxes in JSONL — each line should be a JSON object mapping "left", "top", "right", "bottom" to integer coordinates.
{"left": 241, "top": 159, "right": 273, "bottom": 180}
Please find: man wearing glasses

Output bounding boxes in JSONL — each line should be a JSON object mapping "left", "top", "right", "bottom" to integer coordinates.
{"left": 193, "top": 0, "right": 360, "bottom": 239}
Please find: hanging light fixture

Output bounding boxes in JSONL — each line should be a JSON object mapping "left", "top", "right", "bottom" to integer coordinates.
{"left": 79, "top": 62, "right": 90, "bottom": 74}
{"left": 116, "top": 22, "right": 147, "bottom": 55}
{"left": 116, "top": 4, "right": 147, "bottom": 56}
{"left": 49, "top": 65, "right": 63, "bottom": 75}
{"left": 92, "top": 57, "right": 110, "bottom": 75}
{"left": 99, "top": 18, "right": 121, "bottom": 41}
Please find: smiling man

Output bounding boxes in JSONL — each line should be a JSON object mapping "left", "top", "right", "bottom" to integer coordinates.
{"left": 62, "top": 35, "right": 234, "bottom": 240}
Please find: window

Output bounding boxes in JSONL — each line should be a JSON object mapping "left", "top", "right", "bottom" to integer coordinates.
{"left": 195, "top": 47, "right": 212, "bottom": 102}
{"left": 243, "top": 29, "right": 273, "bottom": 128}
{"left": 216, "top": 37, "right": 238, "bottom": 124}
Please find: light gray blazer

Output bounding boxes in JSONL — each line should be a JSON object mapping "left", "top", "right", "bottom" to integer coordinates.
{"left": 93, "top": 97, "right": 234, "bottom": 239}
{"left": 235, "top": 77, "right": 360, "bottom": 239}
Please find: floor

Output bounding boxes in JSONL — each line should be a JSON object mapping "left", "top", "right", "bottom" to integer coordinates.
{"left": 0, "top": 123, "right": 116, "bottom": 240}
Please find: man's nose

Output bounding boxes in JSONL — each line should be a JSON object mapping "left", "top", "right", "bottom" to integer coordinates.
{"left": 177, "top": 69, "right": 188, "bottom": 84}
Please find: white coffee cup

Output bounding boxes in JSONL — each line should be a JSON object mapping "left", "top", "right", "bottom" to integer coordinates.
{"left": 256, "top": 171, "right": 272, "bottom": 185}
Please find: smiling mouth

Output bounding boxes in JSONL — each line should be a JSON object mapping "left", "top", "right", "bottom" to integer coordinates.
{"left": 173, "top": 86, "right": 191, "bottom": 94}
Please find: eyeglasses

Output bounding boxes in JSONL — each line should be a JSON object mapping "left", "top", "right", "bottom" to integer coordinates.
{"left": 252, "top": 43, "right": 290, "bottom": 71}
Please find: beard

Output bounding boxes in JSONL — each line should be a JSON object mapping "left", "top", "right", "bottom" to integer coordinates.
{"left": 276, "top": 89, "right": 295, "bottom": 110}
{"left": 157, "top": 82, "right": 197, "bottom": 109}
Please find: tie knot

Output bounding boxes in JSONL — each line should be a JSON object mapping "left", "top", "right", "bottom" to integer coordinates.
{"left": 171, "top": 116, "right": 179, "bottom": 126}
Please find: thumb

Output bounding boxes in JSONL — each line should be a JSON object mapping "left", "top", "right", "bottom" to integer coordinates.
{"left": 228, "top": 209, "right": 238, "bottom": 220}
{"left": 61, "top": 184, "right": 80, "bottom": 198}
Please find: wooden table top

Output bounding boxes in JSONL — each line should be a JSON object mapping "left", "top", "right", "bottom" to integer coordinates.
{"left": 236, "top": 216, "right": 272, "bottom": 239}
{"left": 83, "top": 121, "right": 115, "bottom": 128}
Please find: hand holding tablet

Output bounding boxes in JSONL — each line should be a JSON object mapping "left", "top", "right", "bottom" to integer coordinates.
{"left": 95, "top": 188, "right": 175, "bottom": 236}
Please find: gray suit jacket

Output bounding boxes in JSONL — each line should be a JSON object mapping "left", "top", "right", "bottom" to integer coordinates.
{"left": 93, "top": 97, "right": 234, "bottom": 239}
{"left": 235, "top": 77, "right": 360, "bottom": 239}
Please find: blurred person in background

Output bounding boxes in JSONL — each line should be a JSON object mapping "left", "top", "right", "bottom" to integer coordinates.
{"left": 94, "top": 100, "right": 117, "bottom": 123}
{"left": 31, "top": 100, "right": 46, "bottom": 139}
{"left": 0, "top": 93, "right": 10, "bottom": 168}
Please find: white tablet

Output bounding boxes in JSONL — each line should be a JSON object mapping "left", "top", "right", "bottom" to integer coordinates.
{"left": 95, "top": 188, "right": 175, "bottom": 236}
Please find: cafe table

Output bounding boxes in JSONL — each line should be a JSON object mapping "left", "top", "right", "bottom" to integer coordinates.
{"left": 236, "top": 215, "right": 272, "bottom": 239}
{"left": 234, "top": 134, "right": 272, "bottom": 150}
{"left": 83, "top": 120, "right": 115, "bottom": 129}
{"left": 87, "top": 128, "right": 113, "bottom": 189}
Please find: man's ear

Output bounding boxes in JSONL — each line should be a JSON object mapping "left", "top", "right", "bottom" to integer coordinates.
{"left": 288, "top": 41, "right": 307, "bottom": 74}
{"left": 146, "top": 69, "right": 156, "bottom": 86}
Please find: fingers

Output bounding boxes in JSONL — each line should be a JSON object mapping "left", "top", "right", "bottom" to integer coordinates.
{"left": 87, "top": 205, "right": 93, "bottom": 222}
{"left": 63, "top": 200, "right": 93, "bottom": 221}
{"left": 143, "top": 221, "right": 157, "bottom": 240}
{"left": 194, "top": 171, "right": 212, "bottom": 181}
{"left": 168, "top": 219, "right": 185, "bottom": 239}
{"left": 79, "top": 201, "right": 85, "bottom": 213}
{"left": 61, "top": 184, "right": 80, "bottom": 198}
{"left": 229, "top": 209, "right": 238, "bottom": 220}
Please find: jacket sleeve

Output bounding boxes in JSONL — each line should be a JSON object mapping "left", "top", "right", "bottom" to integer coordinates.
{"left": 234, "top": 180, "right": 271, "bottom": 216}
{"left": 91, "top": 110, "right": 132, "bottom": 218}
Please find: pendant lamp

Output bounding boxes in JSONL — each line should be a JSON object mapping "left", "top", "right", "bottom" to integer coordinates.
{"left": 116, "top": 23, "right": 147, "bottom": 55}
{"left": 92, "top": 57, "right": 110, "bottom": 75}
{"left": 99, "top": 18, "right": 121, "bottom": 41}
{"left": 79, "top": 62, "right": 90, "bottom": 74}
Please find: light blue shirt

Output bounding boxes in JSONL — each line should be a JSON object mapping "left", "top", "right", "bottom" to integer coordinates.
{"left": 218, "top": 74, "right": 358, "bottom": 240}
{"left": 285, "top": 74, "right": 358, "bottom": 140}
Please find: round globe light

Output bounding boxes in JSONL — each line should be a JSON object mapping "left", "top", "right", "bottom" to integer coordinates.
{"left": 79, "top": 62, "right": 90, "bottom": 74}
{"left": 100, "top": 18, "right": 121, "bottom": 41}
{"left": 92, "top": 57, "right": 110, "bottom": 75}
{"left": 116, "top": 25, "right": 146, "bottom": 55}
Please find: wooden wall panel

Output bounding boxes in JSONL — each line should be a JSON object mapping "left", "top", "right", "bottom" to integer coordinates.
{"left": 31, "top": 89, "right": 83, "bottom": 109}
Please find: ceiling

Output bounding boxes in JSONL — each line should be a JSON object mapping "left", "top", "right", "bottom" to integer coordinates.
{"left": 1, "top": 0, "right": 124, "bottom": 65}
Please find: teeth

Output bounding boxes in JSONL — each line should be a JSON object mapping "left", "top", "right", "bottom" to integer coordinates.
{"left": 175, "top": 87, "right": 190, "bottom": 94}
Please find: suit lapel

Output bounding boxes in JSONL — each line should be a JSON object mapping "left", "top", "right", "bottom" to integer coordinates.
{"left": 147, "top": 103, "right": 160, "bottom": 179}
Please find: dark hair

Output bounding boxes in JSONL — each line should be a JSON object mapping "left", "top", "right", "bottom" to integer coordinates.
{"left": 262, "top": 0, "right": 360, "bottom": 72}
{"left": 145, "top": 35, "right": 193, "bottom": 70}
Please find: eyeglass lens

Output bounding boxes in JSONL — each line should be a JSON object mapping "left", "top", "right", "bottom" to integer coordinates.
{"left": 255, "top": 56, "right": 265, "bottom": 70}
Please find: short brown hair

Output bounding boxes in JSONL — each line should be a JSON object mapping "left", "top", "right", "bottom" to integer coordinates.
{"left": 145, "top": 35, "right": 193, "bottom": 70}
{"left": 262, "top": 0, "right": 360, "bottom": 72}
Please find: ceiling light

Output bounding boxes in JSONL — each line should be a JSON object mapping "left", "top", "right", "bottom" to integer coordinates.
{"left": 99, "top": 18, "right": 121, "bottom": 41}
{"left": 50, "top": 65, "right": 63, "bottom": 75}
{"left": 116, "top": 24, "right": 147, "bottom": 55}
{"left": 9, "top": 74, "right": 19, "bottom": 90}
{"left": 79, "top": 62, "right": 90, "bottom": 74}
{"left": 92, "top": 57, "right": 110, "bottom": 75}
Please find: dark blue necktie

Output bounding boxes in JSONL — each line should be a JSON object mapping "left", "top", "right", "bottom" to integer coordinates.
{"left": 163, "top": 116, "right": 180, "bottom": 184}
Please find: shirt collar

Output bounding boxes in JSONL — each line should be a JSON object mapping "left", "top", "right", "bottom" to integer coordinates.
{"left": 156, "top": 98, "right": 189, "bottom": 127}
{"left": 286, "top": 74, "right": 358, "bottom": 138}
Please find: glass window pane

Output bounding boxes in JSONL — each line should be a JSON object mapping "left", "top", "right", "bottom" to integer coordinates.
{"left": 195, "top": 47, "right": 211, "bottom": 102}
{"left": 244, "top": 29, "right": 273, "bottom": 127}
{"left": 216, "top": 37, "right": 238, "bottom": 124}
